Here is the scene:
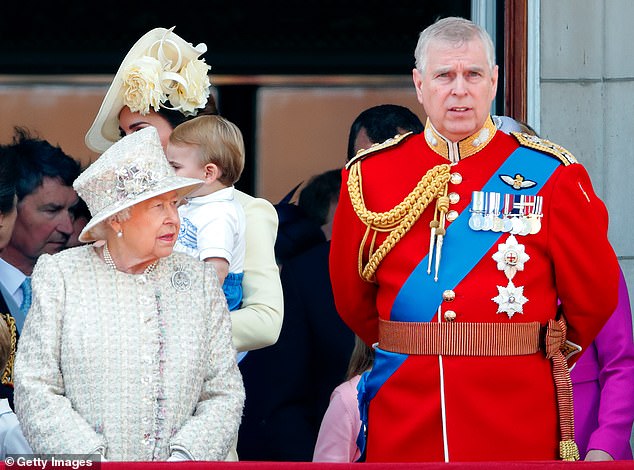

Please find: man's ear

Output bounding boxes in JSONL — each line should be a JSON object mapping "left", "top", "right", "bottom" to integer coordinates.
{"left": 412, "top": 68, "right": 425, "bottom": 105}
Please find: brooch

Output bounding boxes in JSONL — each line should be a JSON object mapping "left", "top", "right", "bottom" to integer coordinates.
{"left": 171, "top": 265, "right": 191, "bottom": 292}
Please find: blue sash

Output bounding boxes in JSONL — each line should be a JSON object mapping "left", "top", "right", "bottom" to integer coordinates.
{"left": 354, "top": 147, "right": 561, "bottom": 456}
{"left": 391, "top": 146, "right": 560, "bottom": 321}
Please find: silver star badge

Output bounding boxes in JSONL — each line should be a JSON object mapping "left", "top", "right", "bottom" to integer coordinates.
{"left": 492, "top": 234, "right": 530, "bottom": 280}
{"left": 492, "top": 280, "right": 528, "bottom": 319}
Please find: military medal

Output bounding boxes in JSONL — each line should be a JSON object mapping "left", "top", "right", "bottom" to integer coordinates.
{"left": 491, "top": 234, "right": 530, "bottom": 318}
{"left": 492, "top": 280, "right": 528, "bottom": 319}
{"left": 529, "top": 195, "right": 543, "bottom": 234}
{"left": 502, "top": 194, "right": 514, "bottom": 232}
{"left": 481, "top": 192, "right": 493, "bottom": 231}
{"left": 518, "top": 195, "right": 532, "bottom": 236}
{"left": 482, "top": 192, "right": 500, "bottom": 232}
{"left": 468, "top": 191, "right": 485, "bottom": 231}
{"left": 511, "top": 216, "right": 524, "bottom": 235}
{"left": 492, "top": 234, "right": 530, "bottom": 279}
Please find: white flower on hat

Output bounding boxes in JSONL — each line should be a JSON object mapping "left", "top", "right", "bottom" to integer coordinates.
{"left": 122, "top": 56, "right": 165, "bottom": 114}
{"left": 120, "top": 28, "right": 211, "bottom": 117}
{"left": 85, "top": 27, "right": 212, "bottom": 153}
{"left": 167, "top": 58, "right": 211, "bottom": 115}
{"left": 114, "top": 163, "right": 159, "bottom": 200}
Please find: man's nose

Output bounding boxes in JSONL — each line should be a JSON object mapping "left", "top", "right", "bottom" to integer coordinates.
{"left": 452, "top": 75, "right": 468, "bottom": 95}
{"left": 57, "top": 211, "right": 75, "bottom": 234}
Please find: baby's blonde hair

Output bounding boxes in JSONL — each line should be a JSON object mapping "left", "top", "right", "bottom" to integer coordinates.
{"left": 170, "top": 115, "right": 245, "bottom": 186}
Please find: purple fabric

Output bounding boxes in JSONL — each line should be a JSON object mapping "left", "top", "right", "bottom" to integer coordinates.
{"left": 571, "top": 268, "right": 634, "bottom": 460}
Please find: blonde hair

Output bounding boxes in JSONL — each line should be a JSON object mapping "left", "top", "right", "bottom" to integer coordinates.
{"left": 170, "top": 115, "right": 245, "bottom": 186}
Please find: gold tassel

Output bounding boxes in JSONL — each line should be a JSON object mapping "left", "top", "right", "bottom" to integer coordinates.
{"left": 559, "top": 439, "right": 580, "bottom": 461}
{"left": 433, "top": 191, "right": 450, "bottom": 281}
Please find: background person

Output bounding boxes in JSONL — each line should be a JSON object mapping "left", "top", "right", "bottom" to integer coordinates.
{"left": 0, "top": 316, "right": 31, "bottom": 458}
{"left": 14, "top": 127, "right": 245, "bottom": 461}
{"left": 66, "top": 197, "right": 92, "bottom": 248}
{"left": 0, "top": 127, "right": 81, "bottom": 376}
{"left": 312, "top": 335, "right": 375, "bottom": 463}
{"left": 0, "top": 153, "right": 19, "bottom": 406}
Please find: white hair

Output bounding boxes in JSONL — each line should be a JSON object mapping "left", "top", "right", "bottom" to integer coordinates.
{"left": 88, "top": 208, "right": 131, "bottom": 240}
{"left": 414, "top": 16, "right": 496, "bottom": 74}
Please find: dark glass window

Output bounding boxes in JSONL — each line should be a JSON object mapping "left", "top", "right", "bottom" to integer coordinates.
{"left": 0, "top": 1, "right": 470, "bottom": 75}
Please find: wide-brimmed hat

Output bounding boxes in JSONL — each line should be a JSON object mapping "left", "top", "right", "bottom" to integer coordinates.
{"left": 85, "top": 26, "right": 211, "bottom": 153}
{"left": 75, "top": 126, "right": 203, "bottom": 242}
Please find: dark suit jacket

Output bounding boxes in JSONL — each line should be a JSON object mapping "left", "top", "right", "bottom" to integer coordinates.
{"left": 237, "top": 241, "right": 355, "bottom": 461}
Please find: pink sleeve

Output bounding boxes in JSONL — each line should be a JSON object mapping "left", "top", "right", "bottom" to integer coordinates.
{"left": 586, "top": 269, "right": 634, "bottom": 460}
{"left": 312, "top": 377, "right": 362, "bottom": 463}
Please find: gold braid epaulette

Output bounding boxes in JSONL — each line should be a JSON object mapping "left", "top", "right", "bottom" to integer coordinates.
{"left": 345, "top": 132, "right": 414, "bottom": 170}
{"left": 511, "top": 132, "right": 577, "bottom": 166}
{"left": 1, "top": 313, "right": 17, "bottom": 386}
{"left": 347, "top": 162, "right": 451, "bottom": 282}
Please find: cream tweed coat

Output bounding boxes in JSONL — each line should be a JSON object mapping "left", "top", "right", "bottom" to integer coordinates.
{"left": 14, "top": 245, "right": 245, "bottom": 461}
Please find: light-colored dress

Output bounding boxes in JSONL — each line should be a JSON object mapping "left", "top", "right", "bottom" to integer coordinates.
{"left": 14, "top": 245, "right": 245, "bottom": 461}
{"left": 313, "top": 375, "right": 362, "bottom": 463}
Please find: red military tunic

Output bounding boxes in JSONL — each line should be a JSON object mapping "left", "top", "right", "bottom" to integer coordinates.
{"left": 329, "top": 116, "right": 620, "bottom": 462}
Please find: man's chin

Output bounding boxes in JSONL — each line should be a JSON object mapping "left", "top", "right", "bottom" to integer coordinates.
{"left": 45, "top": 242, "right": 68, "bottom": 254}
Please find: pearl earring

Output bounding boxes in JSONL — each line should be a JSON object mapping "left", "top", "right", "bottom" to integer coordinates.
{"left": 117, "top": 230, "right": 123, "bottom": 238}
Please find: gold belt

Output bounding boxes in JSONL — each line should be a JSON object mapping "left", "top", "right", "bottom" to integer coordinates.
{"left": 377, "top": 318, "right": 579, "bottom": 461}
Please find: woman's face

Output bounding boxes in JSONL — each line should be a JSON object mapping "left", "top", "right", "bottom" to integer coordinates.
{"left": 117, "top": 190, "right": 181, "bottom": 264}
{"left": 118, "top": 106, "right": 174, "bottom": 151}
{"left": 0, "top": 196, "right": 18, "bottom": 250}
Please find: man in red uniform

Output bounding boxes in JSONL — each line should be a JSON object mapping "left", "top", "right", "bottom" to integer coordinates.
{"left": 329, "top": 16, "right": 620, "bottom": 463}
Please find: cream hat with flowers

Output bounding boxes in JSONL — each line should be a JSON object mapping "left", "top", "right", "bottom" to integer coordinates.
{"left": 75, "top": 126, "right": 203, "bottom": 242}
{"left": 85, "top": 26, "right": 211, "bottom": 153}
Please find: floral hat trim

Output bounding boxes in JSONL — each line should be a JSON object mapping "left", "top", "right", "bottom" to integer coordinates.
{"left": 85, "top": 27, "right": 211, "bottom": 153}
{"left": 122, "top": 27, "right": 211, "bottom": 117}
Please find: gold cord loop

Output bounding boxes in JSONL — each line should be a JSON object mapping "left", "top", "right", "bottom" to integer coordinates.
{"left": 347, "top": 162, "right": 451, "bottom": 282}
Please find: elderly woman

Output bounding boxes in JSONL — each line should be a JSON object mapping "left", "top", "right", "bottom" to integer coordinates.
{"left": 84, "top": 29, "right": 282, "bottom": 461}
{"left": 13, "top": 127, "right": 245, "bottom": 461}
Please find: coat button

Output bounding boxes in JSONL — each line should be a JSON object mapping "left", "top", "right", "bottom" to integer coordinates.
{"left": 444, "top": 310, "right": 457, "bottom": 321}
{"left": 450, "top": 172, "right": 463, "bottom": 184}
{"left": 446, "top": 210, "right": 459, "bottom": 222}
{"left": 448, "top": 192, "right": 460, "bottom": 204}
{"left": 442, "top": 289, "right": 456, "bottom": 301}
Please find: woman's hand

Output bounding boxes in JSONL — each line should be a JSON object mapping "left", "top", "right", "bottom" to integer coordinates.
{"left": 585, "top": 449, "right": 614, "bottom": 461}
